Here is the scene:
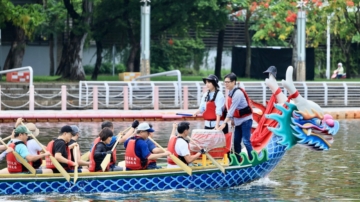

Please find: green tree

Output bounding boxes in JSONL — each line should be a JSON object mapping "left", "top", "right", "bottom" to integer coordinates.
{"left": 40, "top": 0, "right": 67, "bottom": 76}
{"left": 324, "top": 0, "right": 360, "bottom": 78}
{"left": 0, "top": 0, "right": 45, "bottom": 70}
{"left": 55, "top": 0, "right": 93, "bottom": 80}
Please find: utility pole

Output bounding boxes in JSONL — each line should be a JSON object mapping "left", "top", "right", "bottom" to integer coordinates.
{"left": 296, "top": 0, "right": 306, "bottom": 81}
{"left": 140, "top": 0, "right": 151, "bottom": 77}
{"left": 0, "top": 29, "right": 2, "bottom": 80}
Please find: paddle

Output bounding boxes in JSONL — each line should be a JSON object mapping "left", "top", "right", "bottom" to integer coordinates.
{"left": 80, "top": 151, "right": 90, "bottom": 161}
{"left": 187, "top": 136, "right": 226, "bottom": 174}
{"left": 100, "top": 126, "right": 132, "bottom": 171}
{"left": 148, "top": 137, "right": 192, "bottom": 176}
{"left": 0, "top": 137, "right": 36, "bottom": 175}
{"left": 73, "top": 145, "right": 79, "bottom": 183}
{"left": 176, "top": 113, "right": 193, "bottom": 117}
{"left": 21, "top": 123, "right": 71, "bottom": 182}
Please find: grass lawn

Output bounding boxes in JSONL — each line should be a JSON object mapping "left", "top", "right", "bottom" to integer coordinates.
{"left": 0, "top": 74, "right": 359, "bottom": 82}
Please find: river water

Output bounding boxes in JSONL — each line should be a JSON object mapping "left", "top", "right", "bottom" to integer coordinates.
{"left": 0, "top": 119, "right": 359, "bottom": 201}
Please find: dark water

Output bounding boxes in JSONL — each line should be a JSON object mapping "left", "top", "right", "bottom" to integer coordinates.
{"left": 0, "top": 120, "right": 359, "bottom": 201}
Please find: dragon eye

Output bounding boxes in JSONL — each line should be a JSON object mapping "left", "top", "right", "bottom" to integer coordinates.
{"left": 315, "top": 119, "right": 322, "bottom": 125}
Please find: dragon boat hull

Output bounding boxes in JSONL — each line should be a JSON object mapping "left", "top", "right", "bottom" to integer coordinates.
{"left": 0, "top": 136, "right": 286, "bottom": 195}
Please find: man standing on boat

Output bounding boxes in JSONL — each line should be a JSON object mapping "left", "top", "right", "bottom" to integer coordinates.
{"left": 124, "top": 122, "right": 170, "bottom": 170}
{"left": 167, "top": 122, "right": 205, "bottom": 168}
{"left": 218, "top": 73, "right": 254, "bottom": 162}
{"left": 6, "top": 125, "right": 52, "bottom": 174}
{"left": 192, "top": 75, "right": 227, "bottom": 134}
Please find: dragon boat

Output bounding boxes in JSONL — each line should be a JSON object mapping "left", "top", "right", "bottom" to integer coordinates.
{"left": 0, "top": 66, "right": 339, "bottom": 195}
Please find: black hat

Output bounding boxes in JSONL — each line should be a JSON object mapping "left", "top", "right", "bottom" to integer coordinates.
{"left": 202, "top": 74, "right": 219, "bottom": 88}
{"left": 60, "top": 125, "right": 73, "bottom": 134}
{"left": 263, "top": 66, "right": 277, "bottom": 78}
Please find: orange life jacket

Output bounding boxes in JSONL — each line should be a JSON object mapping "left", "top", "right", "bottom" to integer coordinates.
{"left": 6, "top": 141, "right": 31, "bottom": 173}
{"left": 167, "top": 136, "right": 189, "bottom": 165}
{"left": 202, "top": 90, "right": 226, "bottom": 121}
{"left": 125, "top": 137, "right": 149, "bottom": 170}
{"left": 45, "top": 139, "right": 73, "bottom": 170}
{"left": 226, "top": 87, "right": 253, "bottom": 118}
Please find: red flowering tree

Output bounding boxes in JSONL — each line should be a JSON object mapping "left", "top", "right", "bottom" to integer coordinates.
{"left": 228, "top": 0, "right": 271, "bottom": 77}
{"left": 251, "top": 0, "right": 326, "bottom": 69}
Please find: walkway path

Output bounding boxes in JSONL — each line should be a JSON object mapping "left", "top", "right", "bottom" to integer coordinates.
{"left": 1, "top": 107, "right": 360, "bottom": 122}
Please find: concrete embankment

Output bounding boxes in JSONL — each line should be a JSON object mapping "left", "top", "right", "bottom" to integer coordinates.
{"left": 0, "top": 108, "right": 359, "bottom": 123}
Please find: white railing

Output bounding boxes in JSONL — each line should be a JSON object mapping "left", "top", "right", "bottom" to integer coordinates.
{"left": 1, "top": 81, "right": 360, "bottom": 110}
{"left": 133, "top": 70, "right": 182, "bottom": 108}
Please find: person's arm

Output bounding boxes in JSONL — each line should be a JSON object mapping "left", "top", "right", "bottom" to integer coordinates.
{"left": 169, "top": 123, "right": 177, "bottom": 140}
{"left": 26, "top": 152, "right": 50, "bottom": 162}
{"left": 119, "top": 128, "right": 135, "bottom": 144}
{"left": 215, "top": 92, "right": 225, "bottom": 129}
{"left": 11, "top": 118, "right": 23, "bottom": 139}
{"left": 75, "top": 146, "right": 90, "bottom": 166}
{"left": 118, "top": 120, "right": 139, "bottom": 144}
{"left": 0, "top": 145, "right": 7, "bottom": 152}
{"left": 148, "top": 151, "right": 170, "bottom": 160}
{"left": 94, "top": 144, "right": 107, "bottom": 159}
{"left": 184, "top": 152, "right": 202, "bottom": 164}
{"left": 54, "top": 142, "right": 77, "bottom": 167}
{"left": 0, "top": 147, "right": 13, "bottom": 161}
{"left": 219, "top": 89, "right": 242, "bottom": 130}
{"left": 138, "top": 140, "right": 169, "bottom": 160}
{"left": 193, "top": 93, "right": 207, "bottom": 116}
{"left": 16, "top": 144, "right": 49, "bottom": 162}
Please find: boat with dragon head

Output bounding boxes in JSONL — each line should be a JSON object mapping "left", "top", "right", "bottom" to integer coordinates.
{"left": 0, "top": 66, "right": 339, "bottom": 195}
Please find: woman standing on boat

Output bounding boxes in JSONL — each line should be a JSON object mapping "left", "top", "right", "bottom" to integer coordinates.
{"left": 193, "top": 75, "right": 227, "bottom": 133}
{"left": 218, "top": 73, "right": 254, "bottom": 162}
{"left": 89, "top": 127, "right": 123, "bottom": 172}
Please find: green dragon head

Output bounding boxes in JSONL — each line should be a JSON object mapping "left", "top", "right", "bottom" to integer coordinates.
{"left": 267, "top": 102, "right": 339, "bottom": 151}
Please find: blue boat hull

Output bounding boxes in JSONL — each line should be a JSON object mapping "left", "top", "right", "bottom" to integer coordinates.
{"left": 0, "top": 135, "right": 286, "bottom": 195}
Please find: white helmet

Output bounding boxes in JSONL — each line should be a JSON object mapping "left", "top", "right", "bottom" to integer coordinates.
{"left": 338, "top": 62, "right": 342, "bottom": 66}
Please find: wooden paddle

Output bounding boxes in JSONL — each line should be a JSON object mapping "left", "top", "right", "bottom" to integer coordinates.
{"left": 187, "top": 136, "right": 226, "bottom": 174}
{"left": 100, "top": 126, "right": 132, "bottom": 171}
{"left": 82, "top": 126, "right": 132, "bottom": 162}
{"left": 80, "top": 151, "right": 90, "bottom": 161}
{"left": 73, "top": 145, "right": 79, "bottom": 183}
{"left": 148, "top": 137, "right": 192, "bottom": 176}
{"left": 0, "top": 138, "right": 36, "bottom": 175}
{"left": 21, "top": 123, "right": 71, "bottom": 182}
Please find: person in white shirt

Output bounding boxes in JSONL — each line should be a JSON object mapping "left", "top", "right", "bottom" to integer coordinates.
{"left": 25, "top": 123, "right": 45, "bottom": 169}
{"left": 167, "top": 122, "right": 205, "bottom": 168}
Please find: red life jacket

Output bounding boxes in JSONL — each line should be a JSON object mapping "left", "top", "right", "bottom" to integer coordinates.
{"left": 203, "top": 90, "right": 225, "bottom": 121}
{"left": 7, "top": 141, "right": 32, "bottom": 173}
{"left": 167, "top": 136, "right": 189, "bottom": 165}
{"left": 125, "top": 137, "right": 149, "bottom": 170}
{"left": 89, "top": 137, "right": 116, "bottom": 172}
{"left": 45, "top": 139, "right": 73, "bottom": 170}
{"left": 226, "top": 87, "right": 253, "bottom": 118}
